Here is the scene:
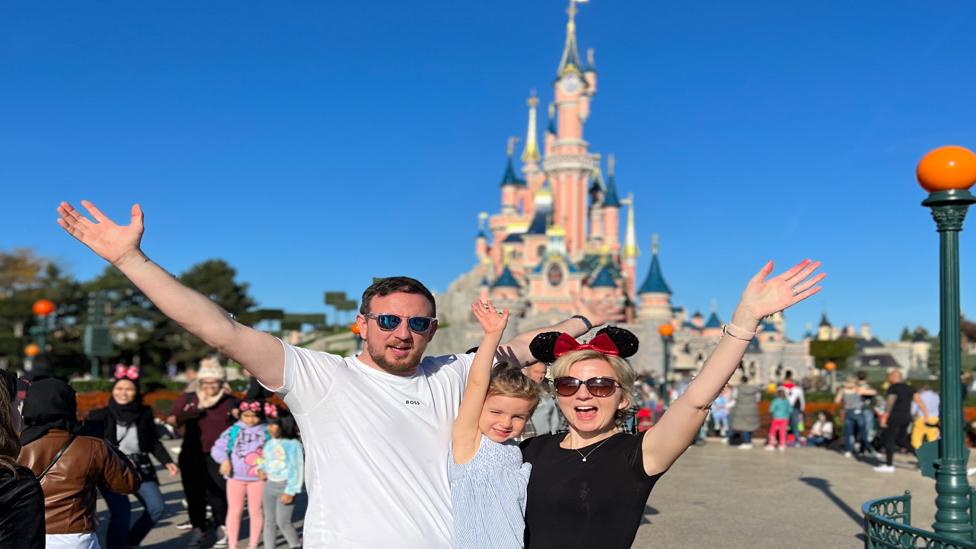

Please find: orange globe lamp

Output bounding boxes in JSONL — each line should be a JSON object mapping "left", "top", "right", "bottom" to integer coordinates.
{"left": 824, "top": 361, "right": 837, "bottom": 372}
{"left": 24, "top": 343, "right": 40, "bottom": 357}
{"left": 657, "top": 323, "right": 674, "bottom": 337}
{"left": 916, "top": 146, "right": 976, "bottom": 193}
{"left": 32, "top": 298, "right": 55, "bottom": 317}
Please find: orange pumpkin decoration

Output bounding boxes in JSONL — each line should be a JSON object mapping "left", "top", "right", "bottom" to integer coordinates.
{"left": 824, "top": 361, "right": 837, "bottom": 372}
{"left": 32, "top": 298, "right": 55, "bottom": 317}
{"left": 657, "top": 323, "right": 674, "bottom": 337}
{"left": 916, "top": 145, "right": 976, "bottom": 192}
{"left": 24, "top": 343, "right": 40, "bottom": 357}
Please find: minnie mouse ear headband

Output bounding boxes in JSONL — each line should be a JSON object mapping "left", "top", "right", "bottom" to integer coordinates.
{"left": 113, "top": 364, "right": 140, "bottom": 381}
{"left": 529, "top": 326, "right": 639, "bottom": 364}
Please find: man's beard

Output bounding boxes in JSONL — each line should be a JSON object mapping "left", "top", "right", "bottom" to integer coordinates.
{"left": 366, "top": 339, "right": 423, "bottom": 375}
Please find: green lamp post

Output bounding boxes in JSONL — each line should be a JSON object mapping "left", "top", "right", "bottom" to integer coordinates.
{"left": 658, "top": 323, "right": 674, "bottom": 406}
{"left": 917, "top": 145, "right": 976, "bottom": 541}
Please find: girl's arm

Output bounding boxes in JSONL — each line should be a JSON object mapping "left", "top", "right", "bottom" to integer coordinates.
{"left": 210, "top": 426, "right": 232, "bottom": 464}
{"left": 643, "top": 260, "right": 824, "bottom": 476}
{"left": 451, "top": 300, "right": 509, "bottom": 464}
{"left": 285, "top": 441, "right": 305, "bottom": 496}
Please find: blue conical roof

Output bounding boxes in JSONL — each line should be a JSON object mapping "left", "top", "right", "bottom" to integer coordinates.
{"left": 492, "top": 265, "right": 521, "bottom": 289}
{"left": 638, "top": 253, "right": 672, "bottom": 295}
{"left": 589, "top": 267, "right": 617, "bottom": 288}
{"left": 604, "top": 172, "right": 620, "bottom": 207}
{"left": 704, "top": 311, "right": 722, "bottom": 329}
{"left": 500, "top": 155, "right": 524, "bottom": 187}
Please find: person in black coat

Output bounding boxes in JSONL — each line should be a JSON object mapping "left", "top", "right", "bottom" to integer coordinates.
{"left": 0, "top": 370, "right": 44, "bottom": 548}
{"left": 87, "top": 366, "right": 178, "bottom": 548}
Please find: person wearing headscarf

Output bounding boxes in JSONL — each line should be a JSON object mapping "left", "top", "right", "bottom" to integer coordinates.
{"left": 167, "top": 360, "right": 238, "bottom": 548}
{"left": 87, "top": 365, "right": 178, "bottom": 548}
{"left": 0, "top": 371, "right": 44, "bottom": 548}
{"left": 18, "top": 378, "right": 140, "bottom": 549}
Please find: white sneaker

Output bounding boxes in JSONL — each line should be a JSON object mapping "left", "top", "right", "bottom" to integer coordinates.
{"left": 873, "top": 465, "right": 896, "bottom": 473}
{"left": 213, "top": 526, "right": 228, "bottom": 547}
{"left": 765, "top": 445, "right": 776, "bottom": 451}
{"left": 738, "top": 443, "right": 753, "bottom": 450}
{"left": 843, "top": 452, "right": 852, "bottom": 458}
{"left": 777, "top": 446, "right": 785, "bottom": 452}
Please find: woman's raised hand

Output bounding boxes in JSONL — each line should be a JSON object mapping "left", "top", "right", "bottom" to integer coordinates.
{"left": 737, "top": 259, "right": 825, "bottom": 323}
{"left": 470, "top": 299, "right": 509, "bottom": 336}
{"left": 57, "top": 200, "right": 144, "bottom": 266}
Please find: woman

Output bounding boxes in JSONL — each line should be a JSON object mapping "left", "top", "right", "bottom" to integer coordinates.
{"left": 88, "top": 366, "right": 179, "bottom": 548}
{"left": 520, "top": 259, "right": 824, "bottom": 548}
{"left": 835, "top": 376, "right": 869, "bottom": 457}
{"left": 18, "top": 378, "right": 140, "bottom": 549}
{"left": 0, "top": 376, "right": 45, "bottom": 548}
{"left": 729, "top": 376, "right": 761, "bottom": 448}
{"left": 167, "top": 361, "right": 237, "bottom": 548}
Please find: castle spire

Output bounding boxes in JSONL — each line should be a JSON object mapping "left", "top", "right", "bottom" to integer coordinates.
{"left": 521, "top": 91, "right": 541, "bottom": 164}
{"left": 500, "top": 137, "right": 523, "bottom": 187}
{"left": 603, "top": 153, "right": 620, "bottom": 207}
{"left": 557, "top": 0, "right": 584, "bottom": 76}
{"left": 623, "top": 193, "right": 638, "bottom": 259}
{"left": 639, "top": 234, "right": 672, "bottom": 295}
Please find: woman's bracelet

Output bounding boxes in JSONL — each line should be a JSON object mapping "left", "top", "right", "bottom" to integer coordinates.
{"left": 721, "top": 323, "right": 757, "bottom": 341}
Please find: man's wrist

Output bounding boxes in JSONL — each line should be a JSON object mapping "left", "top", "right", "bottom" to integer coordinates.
{"left": 572, "top": 315, "right": 593, "bottom": 333}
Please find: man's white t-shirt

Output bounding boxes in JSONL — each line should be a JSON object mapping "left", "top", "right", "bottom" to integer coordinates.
{"left": 267, "top": 340, "right": 472, "bottom": 548}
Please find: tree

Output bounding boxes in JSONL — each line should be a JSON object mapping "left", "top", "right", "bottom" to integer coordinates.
{"left": 808, "top": 339, "right": 857, "bottom": 370}
{"left": 900, "top": 327, "right": 912, "bottom": 342}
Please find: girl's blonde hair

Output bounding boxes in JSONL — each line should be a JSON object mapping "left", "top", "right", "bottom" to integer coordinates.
{"left": 488, "top": 363, "right": 541, "bottom": 406}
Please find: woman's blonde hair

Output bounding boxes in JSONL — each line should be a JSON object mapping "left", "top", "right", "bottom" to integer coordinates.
{"left": 843, "top": 376, "right": 857, "bottom": 390}
{"left": 488, "top": 364, "right": 541, "bottom": 407}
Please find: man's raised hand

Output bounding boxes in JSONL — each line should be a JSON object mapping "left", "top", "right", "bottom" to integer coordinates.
{"left": 57, "top": 200, "right": 145, "bottom": 267}
{"left": 470, "top": 299, "right": 509, "bottom": 336}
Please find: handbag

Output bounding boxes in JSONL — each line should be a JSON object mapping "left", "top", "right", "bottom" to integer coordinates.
{"left": 129, "top": 452, "right": 158, "bottom": 483}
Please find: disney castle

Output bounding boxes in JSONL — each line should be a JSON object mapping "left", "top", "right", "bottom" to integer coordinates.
{"left": 424, "top": 1, "right": 813, "bottom": 383}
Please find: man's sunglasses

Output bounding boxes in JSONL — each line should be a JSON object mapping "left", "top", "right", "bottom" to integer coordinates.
{"left": 364, "top": 313, "right": 437, "bottom": 334}
{"left": 552, "top": 376, "right": 622, "bottom": 398}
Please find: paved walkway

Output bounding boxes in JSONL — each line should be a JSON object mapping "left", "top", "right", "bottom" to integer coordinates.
{"left": 117, "top": 439, "right": 959, "bottom": 548}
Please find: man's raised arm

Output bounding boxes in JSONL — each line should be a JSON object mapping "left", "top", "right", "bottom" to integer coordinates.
{"left": 57, "top": 200, "right": 284, "bottom": 388}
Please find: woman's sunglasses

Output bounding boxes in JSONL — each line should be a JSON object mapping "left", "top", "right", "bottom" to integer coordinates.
{"left": 364, "top": 313, "right": 437, "bottom": 334}
{"left": 552, "top": 376, "right": 622, "bottom": 398}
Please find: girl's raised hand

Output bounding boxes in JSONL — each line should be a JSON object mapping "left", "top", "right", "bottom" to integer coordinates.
{"left": 470, "top": 299, "right": 509, "bottom": 336}
{"left": 738, "top": 259, "right": 826, "bottom": 323}
{"left": 57, "top": 200, "right": 145, "bottom": 266}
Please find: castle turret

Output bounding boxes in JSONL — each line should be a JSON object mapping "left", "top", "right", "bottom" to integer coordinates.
{"left": 637, "top": 234, "right": 672, "bottom": 321}
{"left": 546, "top": 0, "right": 595, "bottom": 259}
{"left": 817, "top": 312, "right": 833, "bottom": 341}
{"left": 475, "top": 212, "right": 489, "bottom": 262}
{"left": 500, "top": 137, "right": 523, "bottom": 215}
{"left": 603, "top": 154, "right": 621, "bottom": 253}
{"left": 491, "top": 264, "right": 521, "bottom": 302}
{"left": 521, "top": 91, "right": 543, "bottom": 216}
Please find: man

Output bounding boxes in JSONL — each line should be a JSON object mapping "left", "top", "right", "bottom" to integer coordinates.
{"left": 780, "top": 372, "right": 805, "bottom": 446}
{"left": 875, "top": 370, "right": 927, "bottom": 473}
{"left": 856, "top": 370, "right": 878, "bottom": 457}
{"left": 56, "top": 200, "right": 614, "bottom": 547}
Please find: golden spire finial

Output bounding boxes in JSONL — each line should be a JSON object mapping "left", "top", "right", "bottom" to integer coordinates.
{"left": 557, "top": 0, "right": 585, "bottom": 76}
{"left": 506, "top": 136, "right": 519, "bottom": 157}
{"left": 652, "top": 233, "right": 659, "bottom": 255}
{"left": 522, "top": 90, "right": 541, "bottom": 164}
{"left": 623, "top": 193, "right": 638, "bottom": 258}
{"left": 608, "top": 153, "right": 615, "bottom": 177}
{"left": 478, "top": 212, "right": 488, "bottom": 231}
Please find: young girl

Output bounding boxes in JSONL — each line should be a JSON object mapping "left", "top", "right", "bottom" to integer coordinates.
{"left": 766, "top": 388, "right": 792, "bottom": 451}
{"left": 450, "top": 299, "right": 539, "bottom": 549}
{"left": 258, "top": 407, "right": 304, "bottom": 549}
{"left": 211, "top": 399, "right": 271, "bottom": 549}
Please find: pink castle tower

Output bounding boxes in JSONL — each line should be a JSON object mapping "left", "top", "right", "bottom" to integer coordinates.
{"left": 544, "top": 0, "right": 597, "bottom": 259}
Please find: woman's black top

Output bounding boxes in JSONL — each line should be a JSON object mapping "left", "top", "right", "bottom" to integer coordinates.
{"left": 86, "top": 405, "right": 173, "bottom": 466}
{"left": 0, "top": 465, "right": 45, "bottom": 548}
{"left": 520, "top": 431, "right": 664, "bottom": 549}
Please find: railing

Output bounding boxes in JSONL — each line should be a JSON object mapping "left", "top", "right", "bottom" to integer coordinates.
{"left": 862, "top": 491, "right": 976, "bottom": 549}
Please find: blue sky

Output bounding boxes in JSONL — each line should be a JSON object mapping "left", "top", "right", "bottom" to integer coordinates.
{"left": 2, "top": 1, "right": 975, "bottom": 341}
